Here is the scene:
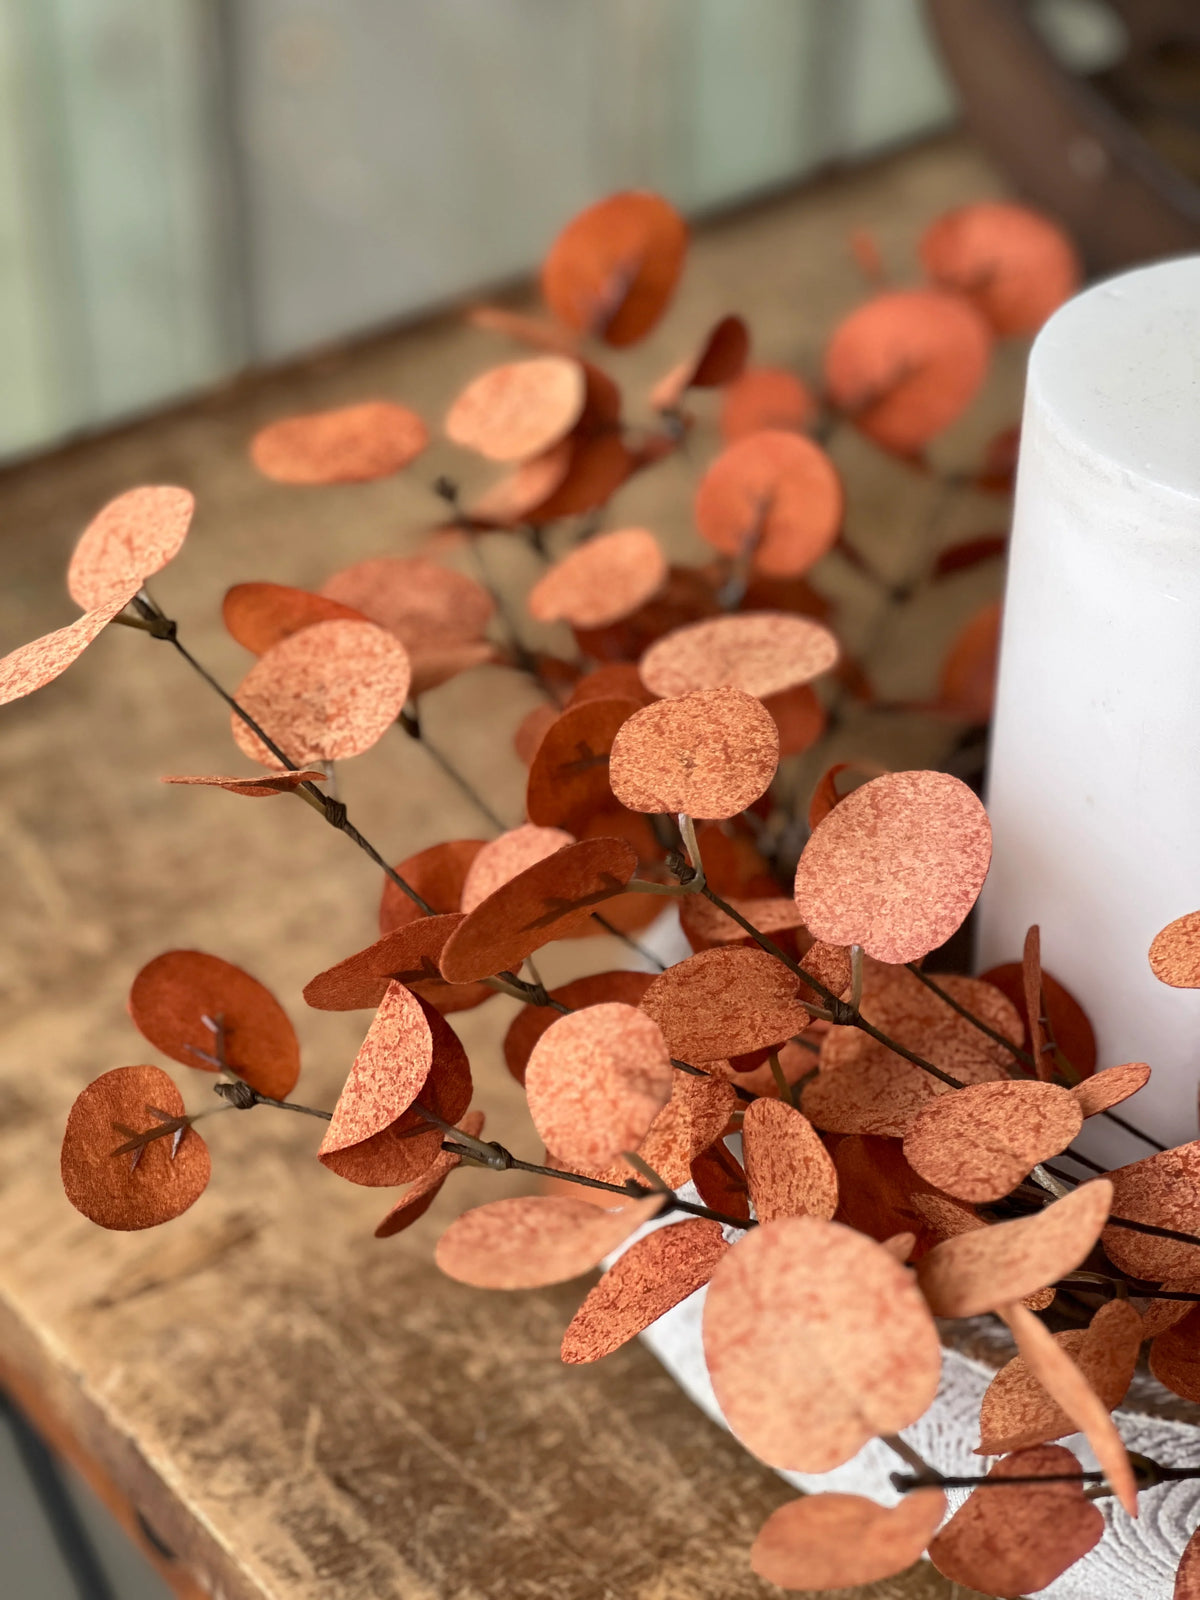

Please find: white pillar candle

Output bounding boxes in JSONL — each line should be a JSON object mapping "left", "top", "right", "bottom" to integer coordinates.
{"left": 978, "top": 256, "right": 1200, "bottom": 1161}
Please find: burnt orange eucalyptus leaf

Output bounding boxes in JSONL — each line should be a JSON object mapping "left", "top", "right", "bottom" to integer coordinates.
{"left": 832, "top": 1134, "right": 943, "bottom": 1247}
{"left": 742, "top": 1099, "right": 838, "bottom": 1222}
{"left": 1073, "top": 1060, "right": 1150, "bottom": 1118}
{"left": 901, "top": 1079, "right": 1082, "bottom": 1203}
{"left": 639, "top": 611, "right": 838, "bottom": 701}
{"left": 161, "top": 770, "right": 326, "bottom": 799}
{"left": 919, "top": 200, "right": 1081, "bottom": 336}
{"left": 761, "top": 681, "right": 825, "bottom": 758}
{"left": 0, "top": 574, "right": 144, "bottom": 708}
{"left": 927, "top": 1444, "right": 1104, "bottom": 1596}
{"left": 67, "top": 485, "right": 194, "bottom": 607}
{"left": 936, "top": 598, "right": 1001, "bottom": 724}
{"left": 678, "top": 892, "right": 804, "bottom": 954}
{"left": 374, "top": 1110, "right": 485, "bottom": 1239}
{"left": 436, "top": 1193, "right": 665, "bottom": 1288}
{"left": 824, "top": 289, "right": 992, "bottom": 457}
{"left": 692, "top": 823, "right": 777, "bottom": 898}
{"left": 650, "top": 314, "right": 749, "bottom": 411}
{"left": 1139, "top": 1283, "right": 1200, "bottom": 1341}
{"left": 526, "top": 1003, "right": 673, "bottom": 1169}
{"left": 1102, "top": 1142, "right": 1200, "bottom": 1281}
{"left": 1022, "top": 923, "right": 1048, "bottom": 1076}
{"left": 734, "top": 1039, "right": 818, "bottom": 1100}
{"left": 751, "top": 1489, "right": 947, "bottom": 1592}
{"left": 978, "top": 1299, "right": 1142, "bottom": 1455}
{"left": 128, "top": 949, "right": 300, "bottom": 1100}
{"left": 882, "top": 1231, "right": 916, "bottom": 1262}
{"left": 541, "top": 191, "right": 687, "bottom": 346}
{"left": 980, "top": 959, "right": 1097, "bottom": 1078}
{"left": 999, "top": 1300, "right": 1138, "bottom": 1515}
{"left": 641, "top": 944, "right": 848, "bottom": 1061}
{"left": 378, "top": 839, "right": 487, "bottom": 935}
{"left": 503, "top": 970, "right": 655, "bottom": 1085}
{"left": 1178, "top": 1525, "right": 1200, "bottom": 1600}
{"left": 1150, "top": 911, "right": 1200, "bottom": 987}
{"left": 61, "top": 1065, "right": 211, "bottom": 1231}
{"left": 222, "top": 582, "right": 365, "bottom": 655}
{"left": 525, "top": 697, "right": 640, "bottom": 831}
{"left": 556, "top": 1070, "right": 738, "bottom": 1192}
{"left": 527, "top": 528, "right": 668, "bottom": 630}
{"left": 690, "top": 1139, "right": 751, "bottom": 1221}
{"left": 318, "top": 981, "right": 432, "bottom": 1156}
{"left": 912, "top": 1195, "right": 1059, "bottom": 1309}
{"left": 460, "top": 823, "right": 575, "bottom": 913}
{"left": 302, "top": 914, "right": 490, "bottom": 1015}
{"left": 932, "top": 532, "right": 1009, "bottom": 580}
{"left": 231, "top": 619, "right": 411, "bottom": 766}
{"left": 572, "top": 565, "right": 721, "bottom": 665}
{"left": 794, "top": 770, "right": 991, "bottom": 964}
{"left": 250, "top": 401, "right": 427, "bottom": 484}
{"left": 467, "top": 441, "right": 574, "bottom": 528}
{"left": 694, "top": 430, "right": 843, "bottom": 580}
{"left": 561, "top": 1218, "right": 729, "bottom": 1363}
{"left": 609, "top": 686, "right": 779, "bottom": 820}
{"left": 807, "top": 758, "right": 890, "bottom": 831}
{"left": 564, "top": 663, "right": 652, "bottom": 709}
{"left": 1150, "top": 1305, "right": 1200, "bottom": 1402}
{"left": 702, "top": 1216, "right": 942, "bottom": 1471}
{"left": 444, "top": 356, "right": 585, "bottom": 461}
{"left": 438, "top": 836, "right": 638, "bottom": 983}
{"left": 524, "top": 433, "right": 636, "bottom": 523}
{"left": 915, "top": 1178, "right": 1113, "bottom": 1317}
{"left": 513, "top": 702, "right": 559, "bottom": 765}
{"left": 719, "top": 366, "right": 818, "bottom": 444}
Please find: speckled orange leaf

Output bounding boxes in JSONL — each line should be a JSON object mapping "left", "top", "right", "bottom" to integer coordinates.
{"left": 694, "top": 431, "right": 843, "bottom": 580}
{"left": 916, "top": 1179, "right": 1112, "bottom": 1318}
{"left": 824, "top": 289, "right": 992, "bottom": 457}
{"left": 928, "top": 1444, "right": 1104, "bottom": 1595}
{"left": 937, "top": 599, "right": 1001, "bottom": 724}
{"left": 527, "top": 528, "right": 667, "bottom": 629}
{"left": 513, "top": 703, "right": 558, "bottom": 765}
{"left": 302, "top": 913, "right": 490, "bottom": 1015}
{"left": 374, "top": 1110, "right": 485, "bottom": 1239}
{"left": 502, "top": 970, "right": 654, "bottom": 1086}
{"left": 1103, "top": 1142, "right": 1200, "bottom": 1282}
{"left": 742, "top": 1099, "right": 838, "bottom": 1223}
{"left": 0, "top": 575, "right": 143, "bottom": 708}
{"left": 61, "top": 1065, "right": 211, "bottom": 1231}
{"left": 565, "top": 663, "right": 652, "bottom": 710}
{"left": 650, "top": 314, "right": 749, "bottom": 410}
{"left": 556, "top": 1069, "right": 738, "bottom": 1193}
{"left": 128, "top": 949, "right": 300, "bottom": 1100}
{"left": 733, "top": 1039, "right": 817, "bottom": 1101}
{"left": 562, "top": 1218, "right": 728, "bottom": 1362}
{"left": 250, "top": 401, "right": 427, "bottom": 484}
{"left": 67, "top": 486, "right": 194, "bottom": 607}
{"left": 222, "top": 582, "right": 364, "bottom": 656}
{"left": 978, "top": 1299, "right": 1142, "bottom": 1455}
{"left": 1177, "top": 1524, "right": 1200, "bottom": 1600}
{"left": 751, "top": 1490, "right": 946, "bottom": 1592}
{"left": 920, "top": 201, "right": 1080, "bottom": 336}
{"left": 524, "top": 697, "right": 640, "bottom": 832}
{"left": 445, "top": 356, "right": 585, "bottom": 461}
{"left": 762, "top": 681, "right": 825, "bottom": 758}
{"left": 690, "top": 1139, "right": 751, "bottom": 1221}
{"left": 703, "top": 1216, "right": 942, "bottom": 1471}
{"left": 609, "top": 686, "right": 779, "bottom": 820}
{"left": 1150, "top": 911, "right": 1200, "bottom": 988}
{"left": 1074, "top": 1061, "right": 1150, "bottom": 1119}
{"left": 439, "top": 836, "right": 638, "bottom": 983}
{"left": 231, "top": 619, "right": 410, "bottom": 766}
{"left": 794, "top": 770, "right": 991, "bottom": 964}
{"left": 678, "top": 892, "right": 804, "bottom": 954}
{"left": 437, "top": 1192, "right": 665, "bottom": 1287}
{"left": 719, "top": 366, "right": 817, "bottom": 444}
{"left": 161, "top": 769, "right": 326, "bottom": 799}
{"left": 1140, "top": 1283, "right": 1200, "bottom": 1341}
{"left": 460, "top": 824, "right": 575, "bottom": 914}
{"left": 980, "top": 960, "right": 1097, "bottom": 1079}
{"left": 318, "top": 982, "right": 432, "bottom": 1156}
{"left": 639, "top": 612, "right": 839, "bottom": 701}
{"left": 525, "top": 432, "right": 636, "bottom": 522}
{"left": 902, "top": 1080, "right": 1081, "bottom": 1203}
{"left": 572, "top": 564, "right": 721, "bottom": 664}
{"left": 807, "top": 759, "right": 890, "bottom": 831}
{"left": 378, "top": 839, "right": 487, "bottom": 935}
{"left": 467, "top": 440, "right": 575, "bottom": 527}
{"left": 1151, "top": 1305, "right": 1200, "bottom": 1402}
{"left": 541, "top": 191, "right": 687, "bottom": 347}
{"left": 526, "top": 1003, "right": 672, "bottom": 1169}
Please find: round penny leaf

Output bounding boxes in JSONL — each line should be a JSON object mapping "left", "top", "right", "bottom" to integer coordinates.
{"left": 702, "top": 1215, "right": 942, "bottom": 1471}
{"left": 824, "top": 289, "right": 992, "bottom": 456}
{"left": 61, "top": 1065, "right": 211, "bottom": 1231}
{"left": 250, "top": 401, "right": 427, "bottom": 484}
{"left": 230, "top": 619, "right": 410, "bottom": 766}
{"left": 937, "top": 598, "right": 1001, "bottom": 724}
{"left": 128, "top": 949, "right": 300, "bottom": 1100}
{"left": 436, "top": 1193, "right": 665, "bottom": 1288}
{"left": 439, "top": 836, "right": 638, "bottom": 983}
{"left": 461, "top": 824, "right": 575, "bottom": 914}
{"left": 554, "top": 1069, "right": 737, "bottom": 1193}
{"left": 678, "top": 892, "right": 804, "bottom": 954}
{"left": 303, "top": 913, "right": 489, "bottom": 1015}
{"left": 742, "top": 1098, "right": 838, "bottom": 1223}
{"left": 807, "top": 759, "right": 889, "bottom": 832}
{"left": 794, "top": 770, "right": 991, "bottom": 964}
{"left": 1150, "top": 1305, "right": 1200, "bottom": 1403}
{"left": 445, "top": 356, "right": 585, "bottom": 461}
{"left": 0, "top": 576, "right": 143, "bottom": 707}
{"left": 503, "top": 970, "right": 654, "bottom": 1086}
{"left": 609, "top": 687, "right": 778, "bottom": 820}
{"left": 67, "top": 486, "right": 194, "bottom": 608}
{"left": 902, "top": 1080, "right": 1082, "bottom": 1203}
{"left": 379, "top": 839, "right": 486, "bottom": 935}
{"left": 223, "top": 582, "right": 364, "bottom": 655}
{"left": 694, "top": 430, "right": 843, "bottom": 579}
{"left": 751, "top": 1490, "right": 947, "bottom": 1591}
{"left": 521, "top": 432, "right": 635, "bottom": 522}
{"left": 915, "top": 1179, "right": 1113, "bottom": 1318}
{"left": 1178, "top": 1524, "right": 1200, "bottom": 1600}
{"left": 650, "top": 314, "right": 749, "bottom": 411}
{"left": 526, "top": 1003, "right": 673, "bottom": 1169}
{"left": 374, "top": 1110, "right": 484, "bottom": 1239}
{"left": 161, "top": 770, "right": 326, "bottom": 799}
{"left": 541, "top": 191, "right": 687, "bottom": 347}
{"left": 514, "top": 703, "right": 559, "bottom": 765}
{"left": 719, "top": 366, "right": 817, "bottom": 444}
{"left": 920, "top": 201, "right": 1080, "bottom": 336}
{"left": 762, "top": 681, "right": 825, "bottom": 758}
{"left": 525, "top": 698, "right": 640, "bottom": 831}
{"left": 527, "top": 528, "right": 667, "bottom": 629}
{"left": 467, "top": 441, "right": 575, "bottom": 527}
{"left": 980, "top": 959, "right": 1097, "bottom": 1079}
{"left": 1150, "top": 911, "right": 1200, "bottom": 988}
{"left": 318, "top": 982, "right": 432, "bottom": 1158}
{"left": 639, "top": 612, "right": 838, "bottom": 701}
{"left": 1102, "top": 1141, "right": 1200, "bottom": 1282}
{"left": 1073, "top": 1061, "right": 1150, "bottom": 1119}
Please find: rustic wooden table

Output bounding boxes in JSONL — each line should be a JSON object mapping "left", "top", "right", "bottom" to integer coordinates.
{"left": 0, "top": 134, "right": 1018, "bottom": 1599}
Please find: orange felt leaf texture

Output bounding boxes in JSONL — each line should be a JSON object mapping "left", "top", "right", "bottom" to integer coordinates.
{"left": 460, "top": 824, "right": 574, "bottom": 913}
{"left": 678, "top": 891, "right": 804, "bottom": 954}
{"left": 927, "top": 1444, "right": 1104, "bottom": 1596}
{"left": 61, "top": 1065, "right": 211, "bottom": 1231}
{"left": 436, "top": 1193, "right": 665, "bottom": 1288}
{"left": 222, "top": 582, "right": 364, "bottom": 655}
{"left": 0, "top": 576, "right": 143, "bottom": 708}
{"left": 556, "top": 1069, "right": 737, "bottom": 1193}
{"left": 541, "top": 191, "right": 687, "bottom": 347}
{"left": 1073, "top": 1060, "right": 1150, "bottom": 1119}
{"left": 526, "top": 528, "right": 667, "bottom": 629}
{"left": 503, "top": 969, "right": 655, "bottom": 1086}
{"left": 1102, "top": 1141, "right": 1200, "bottom": 1282}
{"left": 639, "top": 611, "right": 838, "bottom": 701}
{"left": 807, "top": 758, "right": 889, "bottom": 831}
{"left": 67, "top": 486, "right": 194, "bottom": 608}
{"left": 650, "top": 314, "right": 749, "bottom": 410}
{"left": 525, "top": 698, "right": 640, "bottom": 832}
{"left": 690, "top": 1139, "right": 751, "bottom": 1222}
{"left": 302, "top": 913, "right": 489, "bottom": 1015}
{"left": 445, "top": 356, "right": 585, "bottom": 461}
{"left": 936, "top": 599, "right": 1001, "bottom": 724}
{"left": 608, "top": 687, "right": 779, "bottom": 820}
{"left": 250, "top": 401, "right": 427, "bottom": 484}
{"left": 751, "top": 1490, "right": 947, "bottom": 1592}
{"left": 901, "top": 1079, "right": 1082, "bottom": 1203}
{"left": 318, "top": 982, "right": 432, "bottom": 1162}
{"left": 702, "top": 1215, "right": 941, "bottom": 1472}
{"left": 694, "top": 430, "right": 843, "bottom": 580}
{"left": 794, "top": 770, "right": 991, "bottom": 964}
{"left": 128, "top": 949, "right": 300, "bottom": 1101}
{"left": 378, "top": 839, "right": 486, "bottom": 935}
{"left": 920, "top": 201, "right": 1081, "bottom": 336}
{"left": 742, "top": 1098, "right": 838, "bottom": 1223}
{"left": 561, "top": 1217, "right": 728, "bottom": 1363}
{"left": 374, "top": 1110, "right": 485, "bottom": 1239}
{"left": 980, "top": 958, "right": 1097, "bottom": 1079}
{"left": 1149, "top": 1304, "right": 1200, "bottom": 1402}
{"left": 525, "top": 1002, "right": 673, "bottom": 1169}
{"left": 1150, "top": 911, "right": 1200, "bottom": 988}
{"left": 719, "top": 366, "right": 817, "bottom": 444}
{"left": 161, "top": 770, "right": 326, "bottom": 799}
